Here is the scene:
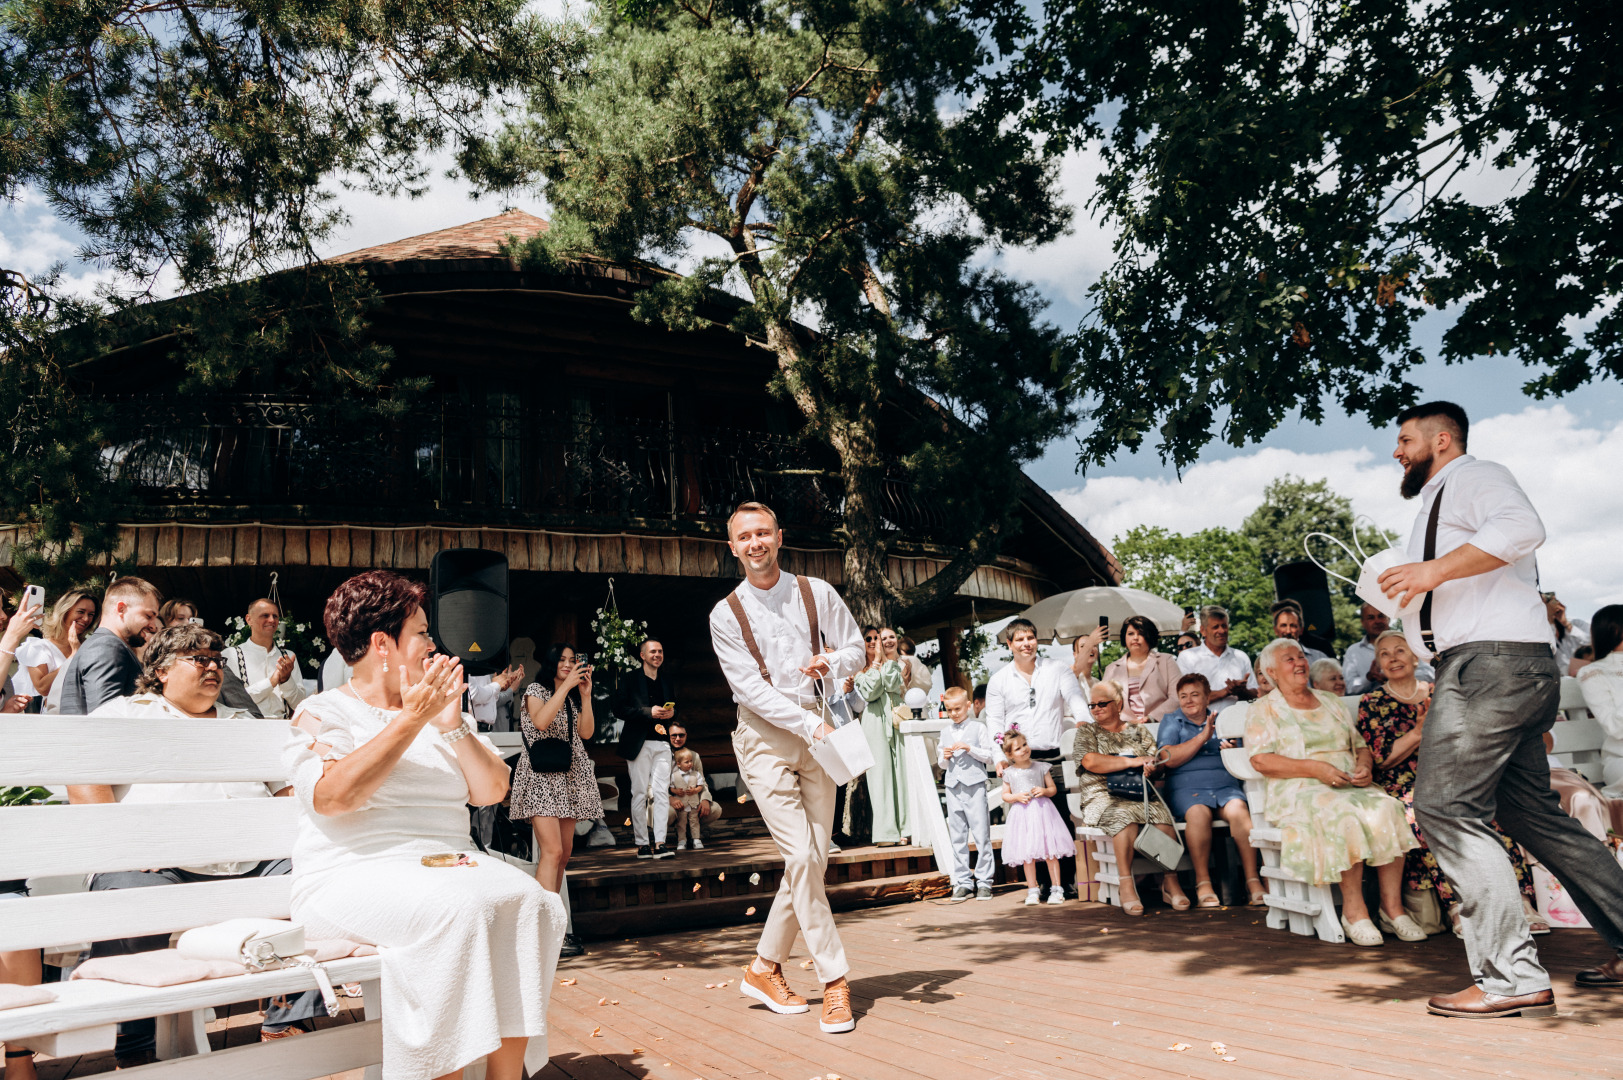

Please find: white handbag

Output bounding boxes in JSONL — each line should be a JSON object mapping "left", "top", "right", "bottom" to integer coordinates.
{"left": 177, "top": 918, "right": 339, "bottom": 1016}
{"left": 808, "top": 719, "right": 875, "bottom": 786}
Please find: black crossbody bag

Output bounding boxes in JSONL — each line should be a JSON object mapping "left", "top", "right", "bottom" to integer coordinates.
{"left": 525, "top": 692, "right": 577, "bottom": 773}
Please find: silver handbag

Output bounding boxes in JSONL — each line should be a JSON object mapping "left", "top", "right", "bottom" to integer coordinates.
{"left": 1131, "top": 751, "right": 1186, "bottom": 873}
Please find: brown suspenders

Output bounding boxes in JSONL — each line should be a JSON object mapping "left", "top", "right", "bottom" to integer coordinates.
{"left": 725, "top": 575, "right": 824, "bottom": 694}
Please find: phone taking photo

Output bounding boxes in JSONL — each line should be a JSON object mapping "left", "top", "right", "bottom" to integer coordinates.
{"left": 22, "top": 584, "right": 44, "bottom": 614}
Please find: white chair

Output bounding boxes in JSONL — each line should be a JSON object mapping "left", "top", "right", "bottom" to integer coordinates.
{"left": 1553, "top": 676, "right": 1606, "bottom": 783}
{"left": 1217, "top": 703, "right": 1344, "bottom": 943}
{"left": 2, "top": 717, "right": 389, "bottom": 1080}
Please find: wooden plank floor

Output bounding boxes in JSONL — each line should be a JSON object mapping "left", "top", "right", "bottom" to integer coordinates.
{"left": 543, "top": 893, "right": 1623, "bottom": 1080}
{"left": 37, "top": 894, "right": 1623, "bottom": 1078}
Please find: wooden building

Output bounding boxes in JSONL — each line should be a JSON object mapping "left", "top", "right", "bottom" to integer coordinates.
{"left": 2, "top": 210, "right": 1119, "bottom": 740}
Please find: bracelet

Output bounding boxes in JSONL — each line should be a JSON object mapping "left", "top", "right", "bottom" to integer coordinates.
{"left": 440, "top": 721, "right": 472, "bottom": 745}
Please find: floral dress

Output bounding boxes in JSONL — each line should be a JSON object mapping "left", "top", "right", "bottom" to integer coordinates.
{"left": 509, "top": 684, "right": 603, "bottom": 822}
{"left": 1073, "top": 722, "right": 1173, "bottom": 836}
{"left": 1356, "top": 688, "right": 1535, "bottom": 906}
{"left": 1243, "top": 690, "right": 1417, "bottom": 885}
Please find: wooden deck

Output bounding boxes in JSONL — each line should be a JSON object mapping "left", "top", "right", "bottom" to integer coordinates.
{"left": 34, "top": 894, "right": 1623, "bottom": 1079}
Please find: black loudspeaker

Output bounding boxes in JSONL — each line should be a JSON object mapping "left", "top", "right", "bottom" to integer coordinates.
{"left": 430, "top": 549, "right": 509, "bottom": 677}
{"left": 1274, "top": 560, "right": 1337, "bottom": 656}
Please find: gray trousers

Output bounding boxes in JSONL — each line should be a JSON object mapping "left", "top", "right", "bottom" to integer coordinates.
{"left": 1414, "top": 641, "right": 1623, "bottom": 996}
{"left": 945, "top": 783, "right": 996, "bottom": 888}
{"left": 90, "top": 859, "right": 323, "bottom": 1056}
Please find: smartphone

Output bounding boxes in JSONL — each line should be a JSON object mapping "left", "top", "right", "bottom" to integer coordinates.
{"left": 664, "top": 701, "right": 676, "bottom": 710}
{"left": 1098, "top": 614, "right": 1109, "bottom": 628}
{"left": 188, "top": 617, "right": 204, "bottom": 626}
{"left": 22, "top": 584, "right": 44, "bottom": 613}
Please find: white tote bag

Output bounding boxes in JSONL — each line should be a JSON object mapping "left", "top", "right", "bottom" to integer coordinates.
{"left": 1304, "top": 532, "right": 1426, "bottom": 624}
{"left": 808, "top": 719, "right": 874, "bottom": 786}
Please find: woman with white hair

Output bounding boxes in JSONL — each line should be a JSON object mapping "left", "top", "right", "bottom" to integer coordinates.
{"left": 1244, "top": 638, "right": 1421, "bottom": 946}
{"left": 1308, "top": 658, "right": 1346, "bottom": 696}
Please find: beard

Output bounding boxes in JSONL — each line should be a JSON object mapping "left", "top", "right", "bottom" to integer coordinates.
{"left": 1399, "top": 448, "right": 1434, "bottom": 499}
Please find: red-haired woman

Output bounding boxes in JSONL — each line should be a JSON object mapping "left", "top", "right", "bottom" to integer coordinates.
{"left": 287, "top": 571, "right": 563, "bottom": 1080}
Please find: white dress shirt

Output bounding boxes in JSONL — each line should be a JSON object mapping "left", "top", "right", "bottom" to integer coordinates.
{"left": 984, "top": 656, "right": 1087, "bottom": 759}
{"left": 708, "top": 573, "right": 866, "bottom": 741}
{"left": 223, "top": 638, "right": 309, "bottom": 720}
{"left": 1556, "top": 618, "right": 1593, "bottom": 674}
{"left": 320, "top": 647, "right": 352, "bottom": 692}
{"left": 938, "top": 717, "right": 995, "bottom": 788}
{"left": 1404, "top": 454, "right": 1553, "bottom": 652}
{"left": 1340, "top": 637, "right": 1436, "bottom": 696}
{"left": 91, "top": 693, "right": 283, "bottom": 875}
{"left": 1578, "top": 651, "right": 1623, "bottom": 795}
{"left": 1177, "top": 643, "right": 1253, "bottom": 713}
{"left": 467, "top": 674, "right": 515, "bottom": 730}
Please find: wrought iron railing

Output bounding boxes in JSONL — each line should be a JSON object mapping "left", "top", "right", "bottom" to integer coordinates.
{"left": 99, "top": 395, "right": 950, "bottom": 538}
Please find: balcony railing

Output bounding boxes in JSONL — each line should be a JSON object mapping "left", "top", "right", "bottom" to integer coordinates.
{"left": 99, "top": 395, "right": 950, "bottom": 538}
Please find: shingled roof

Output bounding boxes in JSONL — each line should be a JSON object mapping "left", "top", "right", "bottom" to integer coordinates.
{"left": 328, "top": 208, "right": 548, "bottom": 264}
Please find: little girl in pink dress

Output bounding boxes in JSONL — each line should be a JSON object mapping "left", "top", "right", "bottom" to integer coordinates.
{"left": 999, "top": 728, "right": 1077, "bottom": 906}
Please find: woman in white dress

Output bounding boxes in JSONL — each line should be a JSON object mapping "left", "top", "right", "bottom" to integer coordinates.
{"left": 287, "top": 571, "right": 564, "bottom": 1080}
{"left": 17, "top": 590, "right": 96, "bottom": 706}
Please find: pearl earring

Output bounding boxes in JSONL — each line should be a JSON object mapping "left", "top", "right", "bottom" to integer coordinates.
{"left": 382, "top": 651, "right": 390, "bottom": 673}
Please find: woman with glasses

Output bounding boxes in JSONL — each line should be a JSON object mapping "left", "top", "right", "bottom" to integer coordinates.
{"left": 1100, "top": 616, "right": 1182, "bottom": 724}
{"left": 1074, "top": 679, "right": 1187, "bottom": 915}
{"left": 1175, "top": 633, "right": 1199, "bottom": 654}
{"left": 855, "top": 626, "right": 910, "bottom": 846}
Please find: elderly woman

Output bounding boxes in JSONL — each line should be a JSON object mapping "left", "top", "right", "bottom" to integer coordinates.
{"left": 288, "top": 571, "right": 563, "bottom": 1080}
{"left": 1244, "top": 638, "right": 1422, "bottom": 947}
{"left": 1308, "top": 658, "right": 1346, "bottom": 696}
{"left": 1076, "top": 679, "right": 1189, "bottom": 915}
{"left": 1157, "top": 674, "right": 1264, "bottom": 907}
{"left": 1101, "top": 616, "right": 1182, "bottom": 724}
{"left": 855, "top": 626, "right": 909, "bottom": 846}
{"left": 1355, "top": 631, "right": 1545, "bottom": 937}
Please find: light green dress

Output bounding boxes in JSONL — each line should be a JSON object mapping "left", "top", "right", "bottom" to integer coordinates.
{"left": 1243, "top": 689, "right": 1417, "bottom": 885}
{"left": 855, "top": 660, "right": 910, "bottom": 844}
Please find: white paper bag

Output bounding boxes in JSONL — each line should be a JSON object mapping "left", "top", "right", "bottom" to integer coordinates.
{"left": 1305, "top": 534, "right": 1426, "bottom": 623}
{"left": 808, "top": 719, "right": 874, "bottom": 786}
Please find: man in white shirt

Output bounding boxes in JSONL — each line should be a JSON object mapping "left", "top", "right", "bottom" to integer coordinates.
{"left": 1341, "top": 603, "right": 1435, "bottom": 695}
{"left": 1378, "top": 401, "right": 1623, "bottom": 1020}
{"left": 222, "top": 598, "right": 308, "bottom": 720}
{"left": 709, "top": 501, "right": 864, "bottom": 1036}
{"left": 1176, "top": 606, "right": 1255, "bottom": 712}
{"left": 79, "top": 624, "right": 321, "bottom": 1060}
{"left": 985, "top": 618, "right": 1087, "bottom": 894}
{"left": 467, "top": 664, "right": 522, "bottom": 731}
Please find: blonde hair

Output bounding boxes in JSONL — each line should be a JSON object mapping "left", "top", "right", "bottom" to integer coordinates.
{"left": 943, "top": 686, "right": 970, "bottom": 706}
{"left": 47, "top": 590, "right": 98, "bottom": 639}
{"left": 726, "top": 501, "right": 779, "bottom": 533}
{"left": 998, "top": 729, "right": 1028, "bottom": 754}
{"left": 673, "top": 748, "right": 696, "bottom": 770}
{"left": 1091, "top": 678, "right": 1126, "bottom": 705}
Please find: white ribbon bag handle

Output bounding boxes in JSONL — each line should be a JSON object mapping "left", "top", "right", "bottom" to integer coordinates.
{"left": 1303, "top": 532, "right": 1420, "bottom": 623}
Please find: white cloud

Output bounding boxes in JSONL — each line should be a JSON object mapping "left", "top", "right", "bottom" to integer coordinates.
{"left": 1050, "top": 404, "right": 1623, "bottom": 622}
{"left": 990, "top": 146, "right": 1117, "bottom": 307}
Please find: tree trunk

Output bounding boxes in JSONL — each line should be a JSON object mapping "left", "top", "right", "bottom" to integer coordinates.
{"left": 827, "top": 413, "right": 895, "bottom": 628}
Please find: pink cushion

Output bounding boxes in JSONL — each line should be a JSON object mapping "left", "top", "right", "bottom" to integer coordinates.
{"left": 0, "top": 984, "right": 56, "bottom": 1010}
{"left": 305, "top": 939, "right": 378, "bottom": 962}
{"left": 72, "top": 950, "right": 246, "bottom": 987}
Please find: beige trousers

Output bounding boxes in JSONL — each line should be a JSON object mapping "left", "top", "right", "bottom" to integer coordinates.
{"left": 732, "top": 704, "right": 848, "bottom": 983}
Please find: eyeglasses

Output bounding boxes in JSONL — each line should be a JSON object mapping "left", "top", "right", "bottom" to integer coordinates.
{"left": 174, "top": 654, "right": 223, "bottom": 671}
{"left": 1087, "top": 701, "right": 1114, "bottom": 711}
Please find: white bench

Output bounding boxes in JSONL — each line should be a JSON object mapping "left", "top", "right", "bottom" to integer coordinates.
{"left": 1217, "top": 702, "right": 1345, "bottom": 943}
{"left": 1, "top": 717, "right": 387, "bottom": 1079}
{"left": 1554, "top": 676, "right": 1605, "bottom": 783}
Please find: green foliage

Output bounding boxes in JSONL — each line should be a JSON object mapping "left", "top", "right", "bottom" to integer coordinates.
{"left": 1, "top": 785, "right": 54, "bottom": 807}
{"left": 465, "top": 0, "right": 1081, "bottom": 624}
{"left": 0, "top": 1, "right": 575, "bottom": 589}
{"left": 974, "top": 0, "right": 1620, "bottom": 469}
{"left": 1114, "top": 474, "right": 1383, "bottom": 657}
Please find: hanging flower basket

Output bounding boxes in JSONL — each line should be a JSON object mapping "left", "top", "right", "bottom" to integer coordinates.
{"left": 591, "top": 578, "right": 647, "bottom": 675}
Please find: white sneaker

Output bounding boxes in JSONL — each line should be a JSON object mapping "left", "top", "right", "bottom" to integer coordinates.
{"left": 1046, "top": 885, "right": 1066, "bottom": 906}
{"left": 1378, "top": 912, "right": 1428, "bottom": 942}
{"left": 1341, "top": 915, "right": 1385, "bottom": 947}
{"left": 1024, "top": 888, "right": 1042, "bottom": 906}
{"left": 675, "top": 841, "right": 688, "bottom": 851}
{"left": 691, "top": 840, "right": 704, "bottom": 850}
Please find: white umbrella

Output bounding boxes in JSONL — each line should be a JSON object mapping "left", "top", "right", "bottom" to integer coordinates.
{"left": 1005, "top": 585, "right": 1186, "bottom": 643}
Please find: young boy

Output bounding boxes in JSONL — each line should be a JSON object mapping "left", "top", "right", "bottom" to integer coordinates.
{"left": 669, "top": 748, "right": 707, "bottom": 850}
{"left": 938, "top": 685, "right": 997, "bottom": 900}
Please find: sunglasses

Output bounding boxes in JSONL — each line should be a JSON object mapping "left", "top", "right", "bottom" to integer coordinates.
{"left": 1028, "top": 686, "right": 1037, "bottom": 709}
{"left": 174, "top": 654, "right": 224, "bottom": 671}
{"left": 1087, "top": 700, "right": 1114, "bottom": 711}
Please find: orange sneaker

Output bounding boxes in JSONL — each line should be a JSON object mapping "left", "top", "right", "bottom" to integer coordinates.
{"left": 741, "top": 963, "right": 809, "bottom": 1014}
{"left": 819, "top": 980, "right": 855, "bottom": 1033}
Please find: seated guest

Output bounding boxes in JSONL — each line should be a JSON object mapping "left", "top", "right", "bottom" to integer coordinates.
{"left": 1075, "top": 679, "right": 1189, "bottom": 915}
{"left": 1252, "top": 657, "right": 1275, "bottom": 696}
{"left": 1355, "top": 631, "right": 1545, "bottom": 938}
{"left": 1245, "top": 638, "right": 1421, "bottom": 947}
{"left": 1270, "top": 600, "right": 1329, "bottom": 664}
{"left": 287, "top": 571, "right": 563, "bottom": 1080}
{"left": 1542, "top": 732, "right": 1623, "bottom": 842}
{"left": 84, "top": 625, "right": 322, "bottom": 1064}
{"left": 1547, "top": 591, "right": 1592, "bottom": 676}
{"left": 1570, "top": 645, "right": 1595, "bottom": 677}
{"left": 972, "top": 683, "right": 988, "bottom": 718}
{"left": 1175, "top": 632, "right": 1199, "bottom": 655}
{"left": 1178, "top": 606, "right": 1254, "bottom": 712}
{"left": 1578, "top": 605, "right": 1623, "bottom": 796}
{"left": 1156, "top": 674, "right": 1264, "bottom": 906}
{"left": 1341, "top": 602, "right": 1435, "bottom": 696}
{"left": 1308, "top": 658, "right": 1346, "bottom": 696}
{"left": 1101, "top": 616, "right": 1181, "bottom": 724}
{"left": 158, "top": 598, "right": 200, "bottom": 628}
{"left": 666, "top": 722, "right": 723, "bottom": 834}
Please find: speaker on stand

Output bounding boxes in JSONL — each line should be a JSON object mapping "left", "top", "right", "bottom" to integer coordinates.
{"left": 430, "top": 548, "right": 510, "bottom": 677}
{"left": 1273, "top": 560, "right": 1337, "bottom": 658}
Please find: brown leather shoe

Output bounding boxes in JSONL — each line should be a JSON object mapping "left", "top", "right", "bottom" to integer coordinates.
{"left": 1576, "top": 958, "right": 1623, "bottom": 986}
{"left": 1426, "top": 985, "right": 1557, "bottom": 1018}
{"left": 819, "top": 979, "right": 855, "bottom": 1033}
{"left": 740, "top": 963, "right": 808, "bottom": 1014}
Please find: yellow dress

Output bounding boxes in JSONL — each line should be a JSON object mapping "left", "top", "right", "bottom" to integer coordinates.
{"left": 1244, "top": 690, "right": 1416, "bottom": 885}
